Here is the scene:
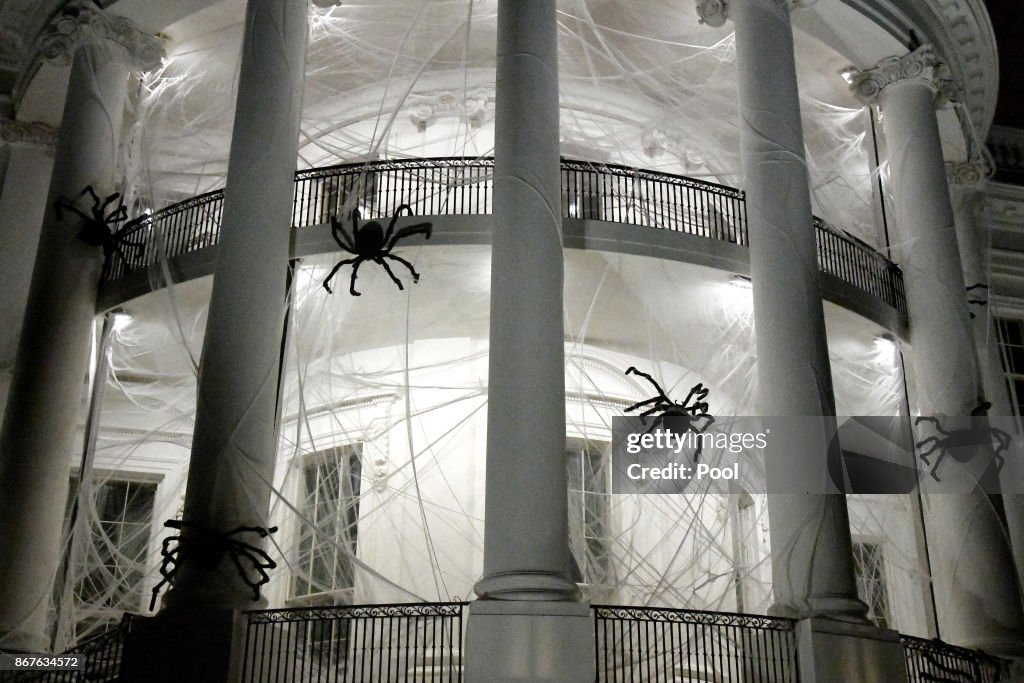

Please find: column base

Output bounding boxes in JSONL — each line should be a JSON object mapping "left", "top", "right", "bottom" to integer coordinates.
{"left": 795, "top": 617, "right": 907, "bottom": 682}
{"left": 464, "top": 600, "right": 594, "bottom": 682}
{"left": 473, "top": 571, "right": 580, "bottom": 601}
{"left": 121, "top": 608, "right": 242, "bottom": 683}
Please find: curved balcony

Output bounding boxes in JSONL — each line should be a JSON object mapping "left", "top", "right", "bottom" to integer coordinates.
{"left": 101, "top": 157, "right": 906, "bottom": 328}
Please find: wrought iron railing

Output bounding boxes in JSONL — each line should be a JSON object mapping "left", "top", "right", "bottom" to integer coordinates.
{"left": 239, "top": 602, "right": 466, "bottom": 682}
{"left": 902, "top": 634, "right": 1010, "bottom": 683}
{"left": 103, "top": 157, "right": 905, "bottom": 314}
{"left": 0, "top": 614, "right": 131, "bottom": 683}
{"left": 591, "top": 605, "right": 799, "bottom": 682}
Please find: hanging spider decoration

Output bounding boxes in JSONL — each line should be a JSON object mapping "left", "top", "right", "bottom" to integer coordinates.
{"left": 322, "top": 204, "right": 432, "bottom": 296}
{"left": 624, "top": 366, "right": 716, "bottom": 461}
{"left": 965, "top": 283, "right": 989, "bottom": 319}
{"left": 54, "top": 185, "right": 147, "bottom": 273}
{"left": 149, "top": 519, "right": 278, "bottom": 610}
{"left": 914, "top": 401, "right": 1012, "bottom": 483}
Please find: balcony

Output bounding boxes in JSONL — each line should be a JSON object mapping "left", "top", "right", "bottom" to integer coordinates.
{"left": 98, "top": 158, "right": 905, "bottom": 330}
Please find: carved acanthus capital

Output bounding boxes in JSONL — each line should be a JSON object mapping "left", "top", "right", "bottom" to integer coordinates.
{"left": 0, "top": 119, "right": 57, "bottom": 149}
{"left": 39, "top": 0, "right": 164, "bottom": 72}
{"left": 844, "top": 45, "right": 960, "bottom": 107}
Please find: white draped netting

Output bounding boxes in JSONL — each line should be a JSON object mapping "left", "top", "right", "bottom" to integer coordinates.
{"left": 45, "top": 0, "right": 992, "bottom": 649}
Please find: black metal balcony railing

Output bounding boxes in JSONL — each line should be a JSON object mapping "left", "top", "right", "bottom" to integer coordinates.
{"left": 902, "top": 634, "right": 1010, "bottom": 683}
{"left": 0, "top": 614, "right": 131, "bottom": 683}
{"left": 104, "top": 157, "right": 906, "bottom": 315}
{"left": 239, "top": 602, "right": 466, "bottom": 683}
{"left": 592, "top": 605, "right": 799, "bottom": 682}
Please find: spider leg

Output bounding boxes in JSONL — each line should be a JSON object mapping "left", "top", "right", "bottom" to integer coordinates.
{"left": 81, "top": 185, "right": 102, "bottom": 207}
{"left": 915, "top": 436, "right": 940, "bottom": 460}
{"left": 53, "top": 200, "right": 92, "bottom": 223}
{"left": 625, "top": 367, "right": 670, "bottom": 403}
{"left": 387, "top": 222, "right": 433, "bottom": 250}
{"left": 624, "top": 396, "right": 661, "bottom": 413}
{"left": 110, "top": 243, "right": 134, "bottom": 272}
{"left": 376, "top": 256, "right": 406, "bottom": 290}
{"left": 322, "top": 258, "right": 358, "bottom": 294}
{"left": 929, "top": 451, "right": 946, "bottom": 482}
{"left": 349, "top": 260, "right": 364, "bottom": 296}
{"left": 330, "top": 214, "right": 356, "bottom": 252}
{"left": 383, "top": 253, "right": 420, "bottom": 282}
{"left": 225, "top": 542, "right": 277, "bottom": 601}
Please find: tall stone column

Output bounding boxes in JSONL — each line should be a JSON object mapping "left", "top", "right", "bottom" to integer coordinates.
{"left": 122, "top": 3, "right": 307, "bottom": 680}
{"left": 699, "top": 0, "right": 867, "bottom": 621}
{"left": 849, "top": 46, "right": 1024, "bottom": 655}
{"left": 465, "top": 2, "right": 593, "bottom": 681}
{"left": 947, "top": 162, "right": 1024, "bottom": 616}
{"left": 0, "top": 3, "right": 160, "bottom": 653}
{"left": 697, "top": 1, "right": 908, "bottom": 679}
{"left": 0, "top": 122, "right": 56, "bottom": 423}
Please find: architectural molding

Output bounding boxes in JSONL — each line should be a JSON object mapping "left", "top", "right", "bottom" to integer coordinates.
{"left": 695, "top": 0, "right": 815, "bottom": 25}
{"left": 0, "top": 118, "right": 56, "bottom": 148}
{"left": 38, "top": 0, "right": 163, "bottom": 72}
{"left": 837, "top": 0, "right": 997, "bottom": 136}
{"left": 845, "top": 44, "right": 960, "bottom": 107}
{"left": 945, "top": 161, "right": 986, "bottom": 188}
{"left": 407, "top": 89, "right": 493, "bottom": 132}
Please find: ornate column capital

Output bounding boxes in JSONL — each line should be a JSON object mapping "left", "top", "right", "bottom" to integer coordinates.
{"left": 695, "top": 0, "right": 815, "bottom": 26}
{"left": 38, "top": 0, "right": 164, "bottom": 72}
{"left": 844, "top": 44, "right": 961, "bottom": 107}
{"left": 0, "top": 119, "right": 57, "bottom": 149}
{"left": 945, "top": 161, "right": 988, "bottom": 189}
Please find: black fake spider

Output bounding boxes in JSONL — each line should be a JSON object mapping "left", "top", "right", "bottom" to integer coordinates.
{"left": 914, "top": 401, "right": 1011, "bottom": 482}
{"left": 625, "top": 366, "right": 716, "bottom": 461}
{"left": 149, "top": 519, "right": 278, "bottom": 610}
{"left": 322, "top": 204, "right": 432, "bottom": 296}
{"left": 54, "top": 185, "right": 148, "bottom": 273}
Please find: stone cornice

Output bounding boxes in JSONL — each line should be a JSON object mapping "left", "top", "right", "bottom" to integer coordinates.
{"left": 0, "top": 118, "right": 57, "bottom": 148}
{"left": 38, "top": 0, "right": 163, "bottom": 72}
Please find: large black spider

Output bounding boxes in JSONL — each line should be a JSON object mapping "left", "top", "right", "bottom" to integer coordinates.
{"left": 149, "top": 519, "right": 278, "bottom": 610}
{"left": 54, "top": 186, "right": 148, "bottom": 273}
{"left": 624, "top": 366, "right": 716, "bottom": 461}
{"left": 322, "top": 204, "right": 432, "bottom": 296}
{"left": 914, "top": 401, "right": 1011, "bottom": 482}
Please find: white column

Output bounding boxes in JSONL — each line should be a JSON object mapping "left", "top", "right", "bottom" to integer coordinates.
{"left": 948, "top": 162, "right": 1024, "bottom": 620}
{"left": 465, "top": 1, "right": 593, "bottom": 680}
{"left": 159, "top": 0, "right": 308, "bottom": 613}
{"left": 699, "top": 0, "right": 868, "bottom": 622}
{"left": 0, "top": 2, "right": 160, "bottom": 653}
{"left": 849, "top": 46, "right": 1024, "bottom": 654}
{"left": 0, "top": 125, "right": 56, "bottom": 422}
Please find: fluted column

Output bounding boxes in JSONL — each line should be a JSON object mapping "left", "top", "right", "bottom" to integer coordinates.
{"left": 849, "top": 46, "right": 1024, "bottom": 654}
{"left": 699, "top": 0, "right": 868, "bottom": 623}
{"left": 159, "top": 0, "right": 308, "bottom": 613}
{"left": 0, "top": 2, "right": 161, "bottom": 653}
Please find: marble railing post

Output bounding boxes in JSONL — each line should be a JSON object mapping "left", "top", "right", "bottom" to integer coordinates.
{"left": 848, "top": 45, "right": 1024, "bottom": 655}
{"left": 0, "top": 1, "right": 160, "bottom": 653}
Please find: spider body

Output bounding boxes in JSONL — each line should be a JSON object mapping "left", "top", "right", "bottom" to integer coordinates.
{"left": 625, "top": 366, "right": 715, "bottom": 461}
{"left": 323, "top": 204, "right": 432, "bottom": 296}
{"left": 149, "top": 520, "right": 278, "bottom": 610}
{"left": 914, "top": 402, "right": 1012, "bottom": 482}
{"left": 54, "top": 185, "right": 147, "bottom": 273}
